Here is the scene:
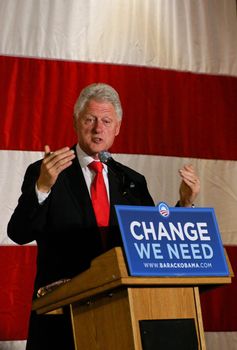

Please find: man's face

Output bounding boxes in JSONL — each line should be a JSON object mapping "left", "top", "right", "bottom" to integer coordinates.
{"left": 74, "top": 99, "right": 121, "bottom": 159}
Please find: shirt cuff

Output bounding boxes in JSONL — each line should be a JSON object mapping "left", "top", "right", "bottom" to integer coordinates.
{"left": 35, "top": 183, "right": 51, "bottom": 204}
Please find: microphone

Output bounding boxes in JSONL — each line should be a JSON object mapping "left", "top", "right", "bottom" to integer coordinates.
{"left": 98, "top": 151, "right": 124, "bottom": 174}
{"left": 98, "top": 151, "right": 135, "bottom": 194}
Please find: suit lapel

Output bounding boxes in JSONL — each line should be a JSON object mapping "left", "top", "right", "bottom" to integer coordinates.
{"left": 62, "top": 155, "right": 97, "bottom": 227}
{"left": 108, "top": 168, "right": 130, "bottom": 226}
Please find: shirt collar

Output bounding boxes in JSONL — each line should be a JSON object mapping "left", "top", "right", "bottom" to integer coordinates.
{"left": 75, "top": 144, "right": 108, "bottom": 172}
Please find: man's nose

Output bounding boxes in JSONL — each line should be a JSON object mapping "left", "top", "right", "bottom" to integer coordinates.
{"left": 93, "top": 119, "right": 104, "bottom": 130}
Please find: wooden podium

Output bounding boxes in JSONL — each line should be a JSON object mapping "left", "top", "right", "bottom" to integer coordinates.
{"left": 32, "top": 247, "right": 232, "bottom": 350}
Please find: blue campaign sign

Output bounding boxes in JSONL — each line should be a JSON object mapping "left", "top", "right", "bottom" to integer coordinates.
{"left": 115, "top": 203, "right": 229, "bottom": 277}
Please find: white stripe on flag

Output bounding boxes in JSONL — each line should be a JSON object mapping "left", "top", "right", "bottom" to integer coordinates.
{"left": 1, "top": 150, "right": 237, "bottom": 245}
{"left": 0, "top": 0, "right": 236, "bottom": 75}
{"left": 0, "top": 150, "right": 42, "bottom": 245}
{"left": 0, "top": 341, "right": 26, "bottom": 350}
{"left": 205, "top": 332, "right": 237, "bottom": 350}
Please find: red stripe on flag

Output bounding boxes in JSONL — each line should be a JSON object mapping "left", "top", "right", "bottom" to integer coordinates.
{"left": 0, "top": 244, "right": 236, "bottom": 340}
{"left": 0, "top": 246, "right": 37, "bottom": 340}
{"left": 1, "top": 55, "right": 237, "bottom": 160}
{"left": 200, "top": 246, "right": 237, "bottom": 331}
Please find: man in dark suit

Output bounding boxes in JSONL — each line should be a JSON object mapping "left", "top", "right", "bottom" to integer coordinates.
{"left": 7, "top": 83, "right": 200, "bottom": 349}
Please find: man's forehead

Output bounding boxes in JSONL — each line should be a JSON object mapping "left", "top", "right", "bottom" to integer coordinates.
{"left": 83, "top": 99, "right": 116, "bottom": 114}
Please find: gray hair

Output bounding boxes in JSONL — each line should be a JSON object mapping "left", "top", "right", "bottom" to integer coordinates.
{"left": 73, "top": 83, "right": 123, "bottom": 121}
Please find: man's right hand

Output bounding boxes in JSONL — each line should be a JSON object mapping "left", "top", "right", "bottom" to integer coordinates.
{"left": 36, "top": 145, "right": 75, "bottom": 193}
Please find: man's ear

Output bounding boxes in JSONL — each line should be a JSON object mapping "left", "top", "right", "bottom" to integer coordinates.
{"left": 115, "top": 120, "right": 122, "bottom": 136}
{"left": 73, "top": 115, "right": 77, "bottom": 131}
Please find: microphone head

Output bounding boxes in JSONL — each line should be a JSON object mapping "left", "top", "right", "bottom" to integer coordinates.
{"left": 98, "top": 151, "right": 112, "bottom": 164}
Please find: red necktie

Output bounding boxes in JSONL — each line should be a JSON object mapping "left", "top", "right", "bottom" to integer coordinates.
{"left": 88, "top": 161, "right": 110, "bottom": 227}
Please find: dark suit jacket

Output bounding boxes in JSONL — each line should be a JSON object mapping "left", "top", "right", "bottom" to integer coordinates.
{"left": 7, "top": 146, "right": 154, "bottom": 295}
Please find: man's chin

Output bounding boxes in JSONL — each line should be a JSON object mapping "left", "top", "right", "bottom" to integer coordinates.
{"left": 88, "top": 147, "right": 108, "bottom": 158}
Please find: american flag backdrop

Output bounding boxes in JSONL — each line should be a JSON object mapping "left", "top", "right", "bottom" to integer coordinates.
{"left": 0, "top": 1, "right": 237, "bottom": 349}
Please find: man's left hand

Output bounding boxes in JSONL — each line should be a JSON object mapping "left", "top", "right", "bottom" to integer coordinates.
{"left": 178, "top": 164, "right": 200, "bottom": 207}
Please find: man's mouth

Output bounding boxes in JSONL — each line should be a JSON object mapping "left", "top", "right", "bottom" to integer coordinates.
{"left": 92, "top": 137, "right": 103, "bottom": 144}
